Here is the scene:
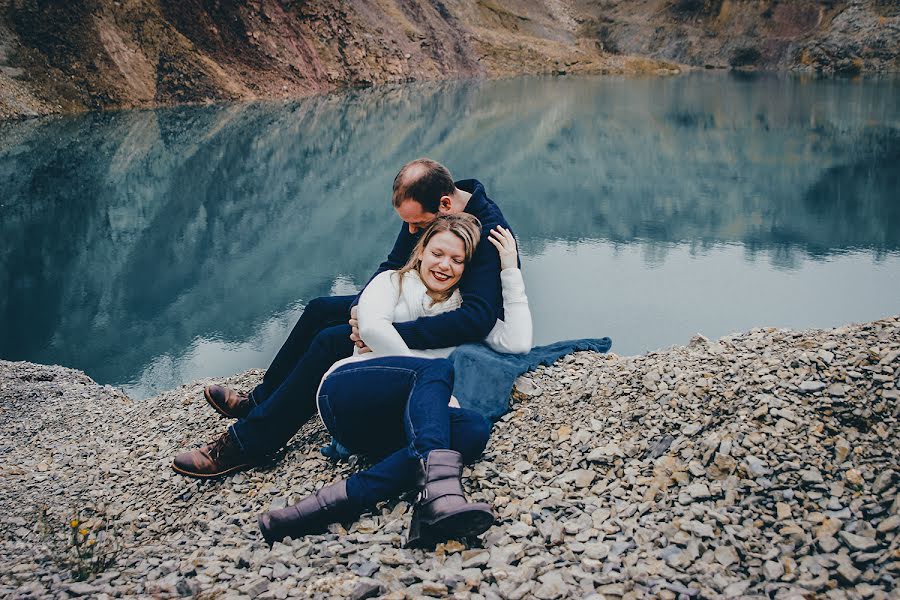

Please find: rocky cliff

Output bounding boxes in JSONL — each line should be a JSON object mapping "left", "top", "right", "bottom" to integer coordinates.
{"left": 1, "top": 0, "right": 897, "bottom": 121}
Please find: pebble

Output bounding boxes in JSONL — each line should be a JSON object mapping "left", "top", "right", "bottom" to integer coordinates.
{"left": 507, "top": 521, "right": 534, "bottom": 538}
{"left": 583, "top": 542, "right": 610, "bottom": 560}
{"left": 877, "top": 515, "right": 900, "bottom": 533}
{"left": 873, "top": 470, "right": 894, "bottom": 494}
{"left": 685, "top": 482, "right": 711, "bottom": 499}
{"left": 818, "top": 536, "right": 840, "bottom": 553}
{"left": 461, "top": 550, "right": 489, "bottom": 568}
{"left": 801, "top": 468, "right": 824, "bottom": 483}
{"left": 2, "top": 315, "right": 898, "bottom": 599}
{"left": 350, "top": 579, "right": 382, "bottom": 600}
{"left": 745, "top": 455, "right": 771, "bottom": 476}
{"left": 723, "top": 580, "right": 751, "bottom": 597}
{"left": 836, "top": 562, "right": 861, "bottom": 584}
{"left": 714, "top": 545, "right": 739, "bottom": 567}
{"left": 763, "top": 559, "right": 784, "bottom": 580}
{"left": 353, "top": 561, "right": 379, "bottom": 577}
{"left": 846, "top": 468, "right": 864, "bottom": 485}
{"left": 534, "top": 570, "right": 569, "bottom": 600}
{"left": 776, "top": 502, "right": 792, "bottom": 520}
{"left": 815, "top": 517, "right": 843, "bottom": 538}
{"left": 574, "top": 469, "right": 595, "bottom": 488}
{"left": 420, "top": 581, "right": 447, "bottom": 596}
{"left": 839, "top": 531, "right": 878, "bottom": 551}
{"left": 799, "top": 380, "right": 826, "bottom": 392}
{"left": 514, "top": 376, "right": 542, "bottom": 397}
{"left": 67, "top": 583, "right": 99, "bottom": 596}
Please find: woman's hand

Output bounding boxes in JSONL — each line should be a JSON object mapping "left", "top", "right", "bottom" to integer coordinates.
{"left": 488, "top": 225, "right": 519, "bottom": 270}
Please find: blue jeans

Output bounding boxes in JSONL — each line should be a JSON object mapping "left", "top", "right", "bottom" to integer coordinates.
{"left": 318, "top": 357, "right": 492, "bottom": 512}
{"left": 230, "top": 295, "right": 356, "bottom": 457}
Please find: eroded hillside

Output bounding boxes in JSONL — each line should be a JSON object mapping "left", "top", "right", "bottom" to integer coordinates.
{"left": 0, "top": 0, "right": 897, "bottom": 120}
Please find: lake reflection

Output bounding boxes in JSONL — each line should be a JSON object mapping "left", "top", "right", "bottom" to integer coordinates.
{"left": 1, "top": 73, "right": 898, "bottom": 398}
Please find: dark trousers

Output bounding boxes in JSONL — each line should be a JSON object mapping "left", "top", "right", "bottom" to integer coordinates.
{"left": 317, "top": 356, "right": 492, "bottom": 512}
{"left": 230, "top": 295, "right": 356, "bottom": 457}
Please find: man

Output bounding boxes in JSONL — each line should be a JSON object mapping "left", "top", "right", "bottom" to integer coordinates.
{"left": 173, "top": 158, "right": 514, "bottom": 477}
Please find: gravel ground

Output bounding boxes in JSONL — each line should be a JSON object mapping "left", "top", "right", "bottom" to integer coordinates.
{"left": 1, "top": 316, "right": 898, "bottom": 599}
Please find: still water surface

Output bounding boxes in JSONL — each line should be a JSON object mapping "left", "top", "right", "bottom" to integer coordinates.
{"left": 1, "top": 73, "right": 898, "bottom": 398}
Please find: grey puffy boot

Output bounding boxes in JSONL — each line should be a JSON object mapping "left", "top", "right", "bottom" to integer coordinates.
{"left": 405, "top": 449, "right": 494, "bottom": 548}
{"left": 258, "top": 480, "right": 351, "bottom": 545}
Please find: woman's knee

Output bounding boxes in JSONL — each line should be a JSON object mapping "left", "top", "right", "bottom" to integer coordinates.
{"left": 418, "top": 358, "right": 454, "bottom": 386}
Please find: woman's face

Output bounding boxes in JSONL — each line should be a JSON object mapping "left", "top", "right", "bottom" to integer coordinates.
{"left": 419, "top": 230, "right": 466, "bottom": 295}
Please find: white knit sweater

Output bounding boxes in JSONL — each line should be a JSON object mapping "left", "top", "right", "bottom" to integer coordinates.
{"left": 317, "top": 268, "right": 532, "bottom": 400}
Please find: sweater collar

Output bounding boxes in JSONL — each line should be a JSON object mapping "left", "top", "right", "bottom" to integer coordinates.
{"left": 455, "top": 179, "right": 487, "bottom": 216}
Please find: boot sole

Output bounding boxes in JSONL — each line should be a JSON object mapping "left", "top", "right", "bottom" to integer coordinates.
{"left": 203, "top": 386, "right": 246, "bottom": 419}
{"left": 171, "top": 461, "right": 252, "bottom": 479}
{"left": 406, "top": 504, "right": 495, "bottom": 548}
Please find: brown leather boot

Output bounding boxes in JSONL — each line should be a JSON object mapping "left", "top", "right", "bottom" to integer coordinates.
{"left": 204, "top": 385, "right": 254, "bottom": 419}
{"left": 405, "top": 449, "right": 494, "bottom": 549}
{"left": 172, "top": 430, "right": 253, "bottom": 478}
{"left": 258, "top": 480, "right": 352, "bottom": 545}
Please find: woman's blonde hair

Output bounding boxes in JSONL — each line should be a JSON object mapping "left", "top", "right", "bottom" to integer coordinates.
{"left": 396, "top": 213, "right": 482, "bottom": 302}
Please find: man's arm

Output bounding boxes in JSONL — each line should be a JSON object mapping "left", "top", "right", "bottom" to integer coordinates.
{"left": 392, "top": 238, "right": 503, "bottom": 349}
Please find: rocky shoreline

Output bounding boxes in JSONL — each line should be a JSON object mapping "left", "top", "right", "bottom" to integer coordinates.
{"left": 2, "top": 316, "right": 898, "bottom": 599}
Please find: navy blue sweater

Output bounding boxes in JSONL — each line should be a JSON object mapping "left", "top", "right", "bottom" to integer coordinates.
{"left": 361, "top": 179, "right": 513, "bottom": 350}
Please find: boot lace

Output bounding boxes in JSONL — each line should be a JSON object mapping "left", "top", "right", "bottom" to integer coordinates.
{"left": 208, "top": 433, "right": 231, "bottom": 460}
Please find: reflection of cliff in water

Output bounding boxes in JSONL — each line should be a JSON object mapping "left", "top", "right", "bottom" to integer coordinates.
{"left": 449, "top": 75, "right": 900, "bottom": 262}
{"left": 0, "top": 99, "right": 407, "bottom": 386}
{"left": 0, "top": 73, "right": 897, "bottom": 390}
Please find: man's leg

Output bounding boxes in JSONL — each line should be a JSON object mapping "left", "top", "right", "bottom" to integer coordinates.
{"left": 175, "top": 323, "right": 356, "bottom": 478}
{"left": 230, "top": 324, "right": 355, "bottom": 458}
{"left": 250, "top": 295, "right": 355, "bottom": 405}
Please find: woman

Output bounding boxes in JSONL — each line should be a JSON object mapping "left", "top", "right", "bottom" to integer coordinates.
{"left": 258, "top": 214, "right": 531, "bottom": 547}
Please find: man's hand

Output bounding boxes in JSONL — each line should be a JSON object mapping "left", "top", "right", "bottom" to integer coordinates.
{"left": 349, "top": 306, "right": 372, "bottom": 353}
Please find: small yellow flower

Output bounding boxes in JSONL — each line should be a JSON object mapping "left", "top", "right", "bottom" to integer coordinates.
{"left": 70, "top": 519, "right": 79, "bottom": 528}
{"left": 79, "top": 528, "right": 89, "bottom": 536}
{"left": 88, "top": 540, "right": 96, "bottom": 546}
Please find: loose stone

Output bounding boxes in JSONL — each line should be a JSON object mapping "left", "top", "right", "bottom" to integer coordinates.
{"left": 763, "top": 560, "right": 784, "bottom": 580}
{"left": 714, "top": 545, "right": 739, "bottom": 567}
{"left": 799, "top": 380, "right": 826, "bottom": 392}
{"left": 3, "top": 315, "right": 898, "bottom": 599}
{"left": 839, "top": 531, "right": 879, "bottom": 551}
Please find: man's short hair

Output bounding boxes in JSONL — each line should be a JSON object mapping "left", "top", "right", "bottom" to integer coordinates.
{"left": 392, "top": 158, "right": 456, "bottom": 214}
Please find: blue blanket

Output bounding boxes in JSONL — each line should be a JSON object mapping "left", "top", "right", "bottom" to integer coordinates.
{"left": 448, "top": 337, "right": 612, "bottom": 421}
{"left": 320, "top": 337, "right": 612, "bottom": 459}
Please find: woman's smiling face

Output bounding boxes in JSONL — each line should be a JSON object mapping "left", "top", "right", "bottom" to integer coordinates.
{"left": 419, "top": 230, "right": 466, "bottom": 296}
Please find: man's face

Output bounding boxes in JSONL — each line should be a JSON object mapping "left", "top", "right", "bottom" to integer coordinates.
{"left": 396, "top": 198, "right": 450, "bottom": 234}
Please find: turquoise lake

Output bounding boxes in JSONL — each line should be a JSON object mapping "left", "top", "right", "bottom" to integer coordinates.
{"left": 1, "top": 73, "right": 898, "bottom": 399}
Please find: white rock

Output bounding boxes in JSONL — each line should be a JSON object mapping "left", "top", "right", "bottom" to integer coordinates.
{"left": 763, "top": 560, "right": 784, "bottom": 580}
{"left": 839, "top": 531, "right": 878, "bottom": 551}
{"left": 714, "top": 545, "right": 739, "bottom": 567}
{"left": 799, "top": 380, "right": 826, "bottom": 393}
